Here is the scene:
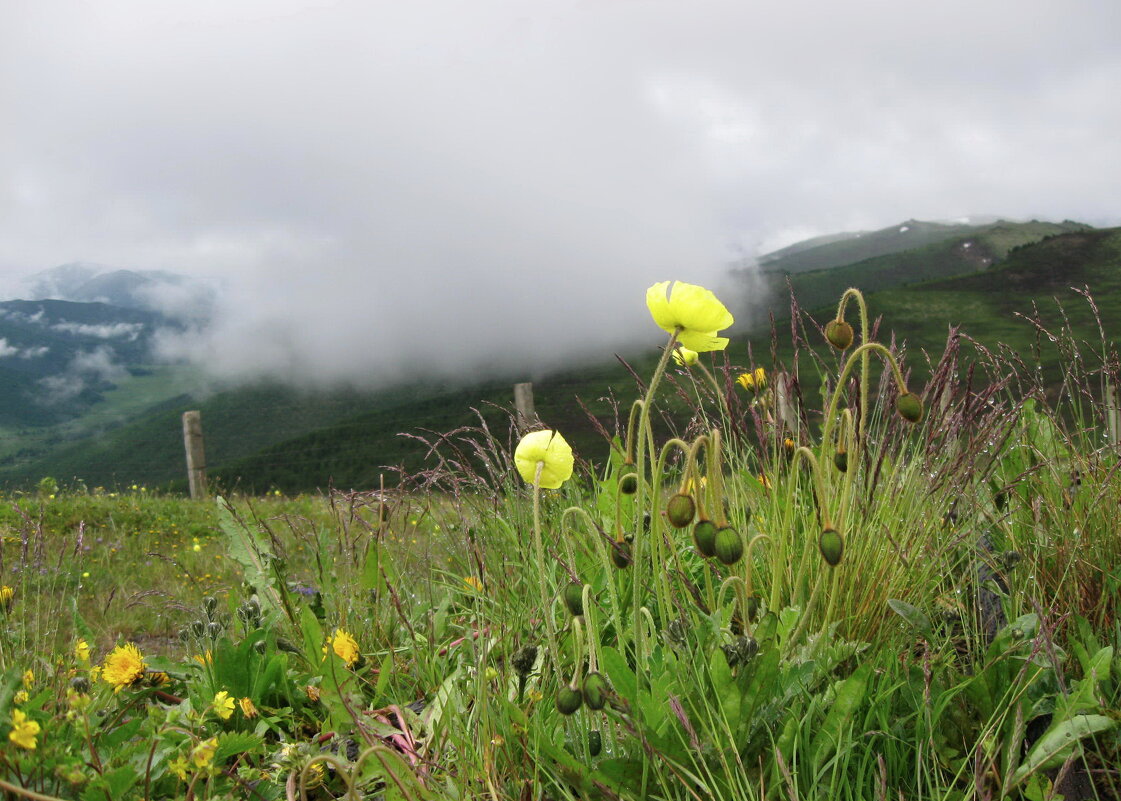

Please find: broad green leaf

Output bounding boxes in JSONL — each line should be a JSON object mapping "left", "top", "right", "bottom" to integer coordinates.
{"left": 709, "top": 647, "right": 742, "bottom": 732}
{"left": 1009, "top": 714, "right": 1114, "bottom": 786}
{"left": 810, "top": 662, "right": 872, "bottom": 774}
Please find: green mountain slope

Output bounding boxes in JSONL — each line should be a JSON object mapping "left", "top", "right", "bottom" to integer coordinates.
{"left": 758, "top": 218, "right": 1088, "bottom": 277}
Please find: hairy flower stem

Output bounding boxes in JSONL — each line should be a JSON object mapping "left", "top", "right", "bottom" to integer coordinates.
{"left": 782, "top": 447, "right": 830, "bottom": 611}
{"left": 530, "top": 463, "right": 562, "bottom": 682}
{"left": 562, "top": 506, "right": 624, "bottom": 638}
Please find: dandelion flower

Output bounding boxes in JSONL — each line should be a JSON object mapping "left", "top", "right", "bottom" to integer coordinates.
{"left": 463, "top": 576, "right": 484, "bottom": 592}
{"left": 328, "top": 629, "right": 360, "bottom": 668}
{"left": 514, "top": 430, "right": 574, "bottom": 489}
{"left": 0, "top": 586, "right": 13, "bottom": 613}
{"left": 212, "top": 690, "right": 235, "bottom": 720}
{"left": 646, "top": 281, "right": 734, "bottom": 352}
{"left": 671, "top": 346, "right": 699, "bottom": 367}
{"left": 8, "top": 709, "right": 40, "bottom": 750}
{"left": 102, "top": 643, "right": 146, "bottom": 691}
{"left": 736, "top": 372, "right": 756, "bottom": 391}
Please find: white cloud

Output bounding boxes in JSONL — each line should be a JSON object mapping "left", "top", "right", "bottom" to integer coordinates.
{"left": 52, "top": 321, "right": 144, "bottom": 340}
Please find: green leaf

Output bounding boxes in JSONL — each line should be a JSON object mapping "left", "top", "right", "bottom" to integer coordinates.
{"left": 600, "top": 646, "right": 637, "bottom": 701}
{"left": 97, "top": 717, "right": 143, "bottom": 750}
{"left": 1010, "top": 714, "right": 1114, "bottom": 785}
{"left": 887, "top": 599, "right": 932, "bottom": 636}
{"left": 214, "top": 731, "right": 264, "bottom": 763}
{"left": 809, "top": 662, "right": 872, "bottom": 774}
{"left": 80, "top": 766, "right": 139, "bottom": 801}
{"left": 709, "top": 647, "right": 742, "bottom": 732}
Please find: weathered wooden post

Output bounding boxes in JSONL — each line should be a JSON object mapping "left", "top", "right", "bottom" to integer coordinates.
{"left": 514, "top": 382, "right": 538, "bottom": 430}
{"left": 182, "top": 410, "right": 208, "bottom": 499}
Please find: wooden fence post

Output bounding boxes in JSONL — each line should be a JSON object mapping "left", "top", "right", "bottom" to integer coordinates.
{"left": 182, "top": 411, "right": 208, "bottom": 500}
{"left": 514, "top": 382, "right": 538, "bottom": 430}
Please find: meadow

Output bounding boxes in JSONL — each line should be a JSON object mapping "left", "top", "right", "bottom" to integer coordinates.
{"left": 1, "top": 282, "right": 1119, "bottom": 800}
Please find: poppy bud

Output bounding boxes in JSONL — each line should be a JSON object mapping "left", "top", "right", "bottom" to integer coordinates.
{"left": 693, "top": 520, "right": 717, "bottom": 558}
{"left": 825, "top": 319, "right": 854, "bottom": 350}
{"left": 512, "top": 645, "right": 538, "bottom": 676}
{"left": 563, "top": 583, "right": 585, "bottom": 617}
{"left": 666, "top": 493, "right": 696, "bottom": 529}
{"left": 896, "top": 392, "right": 924, "bottom": 423}
{"left": 714, "top": 526, "right": 743, "bottom": 565}
{"left": 619, "top": 472, "right": 638, "bottom": 495}
{"left": 582, "top": 672, "right": 608, "bottom": 710}
{"left": 819, "top": 526, "right": 844, "bottom": 566}
{"left": 588, "top": 729, "right": 603, "bottom": 756}
{"left": 611, "top": 540, "right": 632, "bottom": 569}
{"left": 834, "top": 450, "right": 848, "bottom": 473}
{"left": 556, "top": 686, "right": 583, "bottom": 715}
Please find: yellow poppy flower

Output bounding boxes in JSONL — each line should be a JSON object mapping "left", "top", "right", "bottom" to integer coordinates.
{"left": 102, "top": 643, "right": 146, "bottom": 691}
{"left": 646, "top": 281, "right": 734, "bottom": 352}
{"left": 8, "top": 709, "right": 40, "bottom": 750}
{"left": 671, "top": 346, "right": 699, "bottom": 367}
{"left": 514, "top": 430, "right": 574, "bottom": 489}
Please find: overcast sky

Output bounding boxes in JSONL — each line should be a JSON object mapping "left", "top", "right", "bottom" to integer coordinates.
{"left": 2, "top": 0, "right": 1119, "bottom": 384}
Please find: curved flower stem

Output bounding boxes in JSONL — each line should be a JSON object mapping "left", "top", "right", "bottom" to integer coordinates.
{"left": 836, "top": 288, "right": 872, "bottom": 444}
{"left": 836, "top": 408, "right": 857, "bottom": 532}
{"left": 561, "top": 506, "right": 623, "bottom": 638}
{"left": 531, "top": 463, "right": 562, "bottom": 681}
{"left": 784, "top": 447, "right": 829, "bottom": 609}
{"left": 821, "top": 341, "right": 909, "bottom": 454}
{"left": 570, "top": 616, "right": 586, "bottom": 687}
{"left": 744, "top": 533, "right": 771, "bottom": 630}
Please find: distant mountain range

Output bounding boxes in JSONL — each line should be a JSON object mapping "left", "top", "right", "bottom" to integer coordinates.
{"left": 0, "top": 217, "right": 1112, "bottom": 492}
{"left": 13, "top": 263, "right": 216, "bottom": 321}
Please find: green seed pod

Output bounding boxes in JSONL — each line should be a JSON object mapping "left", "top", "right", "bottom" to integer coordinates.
{"left": 582, "top": 671, "right": 608, "bottom": 711}
{"left": 834, "top": 450, "right": 848, "bottom": 473}
{"left": 819, "top": 526, "right": 844, "bottom": 566}
{"left": 563, "top": 583, "right": 585, "bottom": 617}
{"left": 588, "top": 729, "right": 603, "bottom": 757}
{"left": 714, "top": 526, "right": 744, "bottom": 565}
{"left": 556, "top": 686, "right": 583, "bottom": 715}
{"left": 665, "top": 493, "right": 696, "bottom": 529}
{"left": 825, "top": 319, "right": 854, "bottom": 350}
{"left": 693, "top": 520, "right": 718, "bottom": 558}
{"left": 611, "top": 540, "right": 632, "bottom": 569}
{"left": 896, "top": 391, "right": 924, "bottom": 423}
{"left": 619, "top": 472, "right": 638, "bottom": 495}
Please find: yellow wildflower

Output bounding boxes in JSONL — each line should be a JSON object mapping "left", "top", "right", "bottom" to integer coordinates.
{"left": 463, "top": 576, "right": 483, "bottom": 592}
{"left": 212, "top": 690, "right": 235, "bottom": 720}
{"left": 328, "top": 629, "right": 360, "bottom": 668}
{"left": 0, "top": 585, "right": 13, "bottom": 613}
{"left": 646, "top": 280, "right": 734, "bottom": 352}
{"left": 737, "top": 372, "right": 756, "bottom": 391}
{"left": 192, "top": 737, "right": 219, "bottom": 769}
{"left": 169, "top": 754, "right": 190, "bottom": 780}
{"left": 21, "top": 670, "right": 33, "bottom": 688}
{"left": 193, "top": 650, "right": 213, "bottom": 667}
{"left": 12, "top": 691, "right": 28, "bottom": 705}
{"left": 101, "top": 643, "right": 146, "bottom": 691}
{"left": 74, "top": 639, "right": 91, "bottom": 663}
{"left": 239, "top": 697, "right": 258, "bottom": 719}
{"left": 8, "top": 709, "right": 40, "bottom": 750}
{"left": 513, "top": 430, "right": 574, "bottom": 489}
{"left": 753, "top": 366, "right": 767, "bottom": 389}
